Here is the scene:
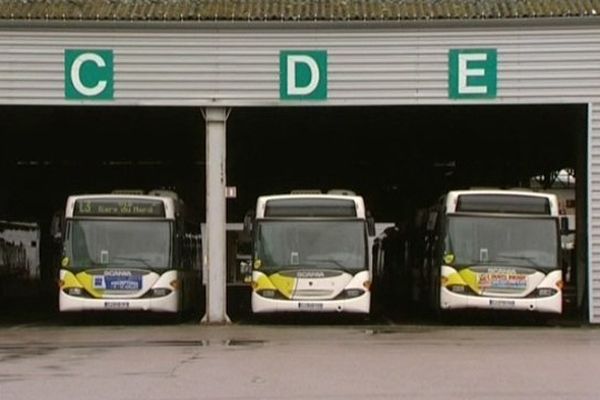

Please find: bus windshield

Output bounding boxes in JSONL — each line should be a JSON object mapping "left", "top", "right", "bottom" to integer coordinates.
{"left": 445, "top": 215, "right": 559, "bottom": 269}
{"left": 255, "top": 220, "right": 367, "bottom": 272}
{"left": 64, "top": 220, "right": 172, "bottom": 269}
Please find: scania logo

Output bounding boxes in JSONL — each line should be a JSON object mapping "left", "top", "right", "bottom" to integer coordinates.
{"left": 296, "top": 271, "right": 326, "bottom": 279}
{"left": 104, "top": 270, "right": 132, "bottom": 277}
{"left": 487, "top": 267, "right": 515, "bottom": 274}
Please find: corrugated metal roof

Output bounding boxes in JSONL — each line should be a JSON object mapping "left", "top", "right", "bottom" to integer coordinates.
{"left": 0, "top": 0, "right": 598, "bottom": 22}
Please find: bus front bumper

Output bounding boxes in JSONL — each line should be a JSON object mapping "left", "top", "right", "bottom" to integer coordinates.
{"left": 59, "top": 291, "right": 179, "bottom": 313}
{"left": 251, "top": 292, "right": 370, "bottom": 314}
{"left": 440, "top": 287, "right": 562, "bottom": 314}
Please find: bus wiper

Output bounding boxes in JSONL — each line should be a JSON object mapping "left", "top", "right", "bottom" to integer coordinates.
{"left": 304, "top": 258, "right": 360, "bottom": 272}
{"left": 72, "top": 259, "right": 103, "bottom": 268}
{"left": 306, "top": 258, "right": 345, "bottom": 268}
{"left": 265, "top": 262, "right": 356, "bottom": 273}
{"left": 453, "top": 261, "right": 485, "bottom": 269}
{"left": 494, "top": 254, "right": 540, "bottom": 267}
{"left": 111, "top": 256, "right": 153, "bottom": 268}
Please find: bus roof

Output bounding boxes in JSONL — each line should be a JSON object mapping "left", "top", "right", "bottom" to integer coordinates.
{"left": 445, "top": 190, "right": 560, "bottom": 216}
{"left": 255, "top": 194, "right": 367, "bottom": 219}
{"left": 65, "top": 194, "right": 181, "bottom": 220}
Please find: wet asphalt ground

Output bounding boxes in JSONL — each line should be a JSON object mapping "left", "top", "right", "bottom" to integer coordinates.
{"left": 0, "top": 294, "right": 596, "bottom": 400}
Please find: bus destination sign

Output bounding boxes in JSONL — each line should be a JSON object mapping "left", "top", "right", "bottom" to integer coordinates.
{"left": 74, "top": 199, "right": 166, "bottom": 217}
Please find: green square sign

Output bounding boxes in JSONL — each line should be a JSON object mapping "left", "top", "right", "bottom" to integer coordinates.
{"left": 65, "top": 49, "right": 114, "bottom": 100}
{"left": 280, "top": 50, "right": 327, "bottom": 100}
{"left": 449, "top": 49, "right": 497, "bottom": 100}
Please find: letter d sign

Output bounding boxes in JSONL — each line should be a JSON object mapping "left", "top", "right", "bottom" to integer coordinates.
{"left": 280, "top": 50, "right": 327, "bottom": 100}
{"left": 65, "top": 49, "right": 114, "bottom": 100}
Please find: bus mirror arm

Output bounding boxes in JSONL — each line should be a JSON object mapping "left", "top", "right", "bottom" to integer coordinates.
{"left": 560, "top": 216, "right": 570, "bottom": 235}
{"left": 243, "top": 210, "right": 255, "bottom": 234}
{"left": 50, "top": 210, "right": 64, "bottom": 242}
{"left": 367, "top": 216, "right": 376, "bottom": 237}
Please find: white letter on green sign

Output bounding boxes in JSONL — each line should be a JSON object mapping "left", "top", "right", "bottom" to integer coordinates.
{"left": 280, "top": 50, "right": 327, "bottom": 100}
{"left": 65, "top": 49, "right": 114, "bottom": 100}
{"left": 449, "top": 49, "right": 497, "bottom": 100}
{"left": 287, "top": 55, "right": 320, "bottom": 96}
{"left": 70, "top": 53, "right": 107, "bottom": 97}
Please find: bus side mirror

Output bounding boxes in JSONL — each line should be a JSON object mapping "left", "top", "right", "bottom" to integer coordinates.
{"left": 367, "top": 216, "right": 376, "bottom": 237}
{"left": 240, "top": 260, "right": 251, "bottom": 275}
{"left": 243, "top": 210, "right": 254, "bottom": 234}
{"left": 239, "top": 260, "right": 253, "bottom": 283}
{"left": 50, "top": 211, "right": 63, "bottom": 241}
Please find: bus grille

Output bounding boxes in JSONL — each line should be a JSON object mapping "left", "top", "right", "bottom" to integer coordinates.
{"left": 294, "top": 290, "right": 334, "bottom": 298}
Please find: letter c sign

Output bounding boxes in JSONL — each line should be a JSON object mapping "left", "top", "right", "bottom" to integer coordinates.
{"left": 65, "top": 49, "right": 114, "bottom": 100}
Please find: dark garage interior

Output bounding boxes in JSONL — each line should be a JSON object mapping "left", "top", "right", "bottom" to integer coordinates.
{"left": 0, "top": 104, "right": 587, "bottom": 320}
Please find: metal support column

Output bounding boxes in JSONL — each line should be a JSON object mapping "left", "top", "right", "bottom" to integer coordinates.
{"left": 202, "top": 107, "right": 230, "bottom": 324}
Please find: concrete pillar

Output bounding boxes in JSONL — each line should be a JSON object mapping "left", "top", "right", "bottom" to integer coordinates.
{"left": 202, "top": 107, "right": 230, "bottom": 324}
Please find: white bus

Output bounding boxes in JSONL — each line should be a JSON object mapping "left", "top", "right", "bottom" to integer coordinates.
{"left": 422, "top": 190, "right": 564, "bottom": 314}
{"left": 58, "top": 191, "right": 201, "bottom": 314}
{"left": 247, "top": 191, "right": 375, "bottom": 314}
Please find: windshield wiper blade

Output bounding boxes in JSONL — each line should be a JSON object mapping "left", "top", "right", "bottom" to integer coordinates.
{"left": 71, "top": 260, "right": 103, "bottom": 269}
{"left": 305, "top": 258, "right": 347, "bottom": 269}
{"left": 303, "top": 259, "right": 365, "bottom": 273}
{"left": 494, "top": 254, "right": 540, "bottom": 267}
{"left": 110, "top": 256, "right": 153, "bottom": 268}
{"left": 263, "top": 262, "right": 359, "bottom": 274}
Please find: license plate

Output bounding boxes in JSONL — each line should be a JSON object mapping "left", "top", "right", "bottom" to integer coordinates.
{"left": 104, "top": 301, "right": 130, "bottom": 309}
{"left": 298, "top": 302, "right": 323, "bottom": 311}
{"left": 479, "top": 274, "right": 526, "bottom": 290}
{"left": 105, "top": 276, "right": 142, "bottom": 291}
{"left": 489, "top": 299, "right": 515, "bottom": 309}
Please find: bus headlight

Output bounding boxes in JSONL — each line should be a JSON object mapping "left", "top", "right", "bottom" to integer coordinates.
{"left": 144, "top": 288, "right": 173, "bottom": 298}
{"left": 446, "top": 284, "right": 475, "bottom": 295}
{"left": 256, "top": 289, "right": 282, "bottom": 299}
{"left": 449, "top": 285, "right": 465, "bottom": 293}
{"left": 64, "top": 287, "right": 89, "bottom": 297}
{"left": 260, "top": 289, "right": 275, "bottom": 298}
{"left": 336, "top": 289, "right": 365, "bottom": 299}
{"left": 534, "top": 288, "right": 558, "bottom": 297}
{"left": 344, "top": 289, "right": 365, "bottom": 298}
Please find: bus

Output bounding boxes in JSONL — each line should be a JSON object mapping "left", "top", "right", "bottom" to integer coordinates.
{"left": 58, "top": 191, "right": 201, "bottom": 314}
{"left": 246, "top": 191, "right": 375, "bottom": 314}
{"left": 421, "top": 189, "right": 564, "bottom": 314}
{"left": 0, "top": 221, "right": 41, "bottom": 296}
